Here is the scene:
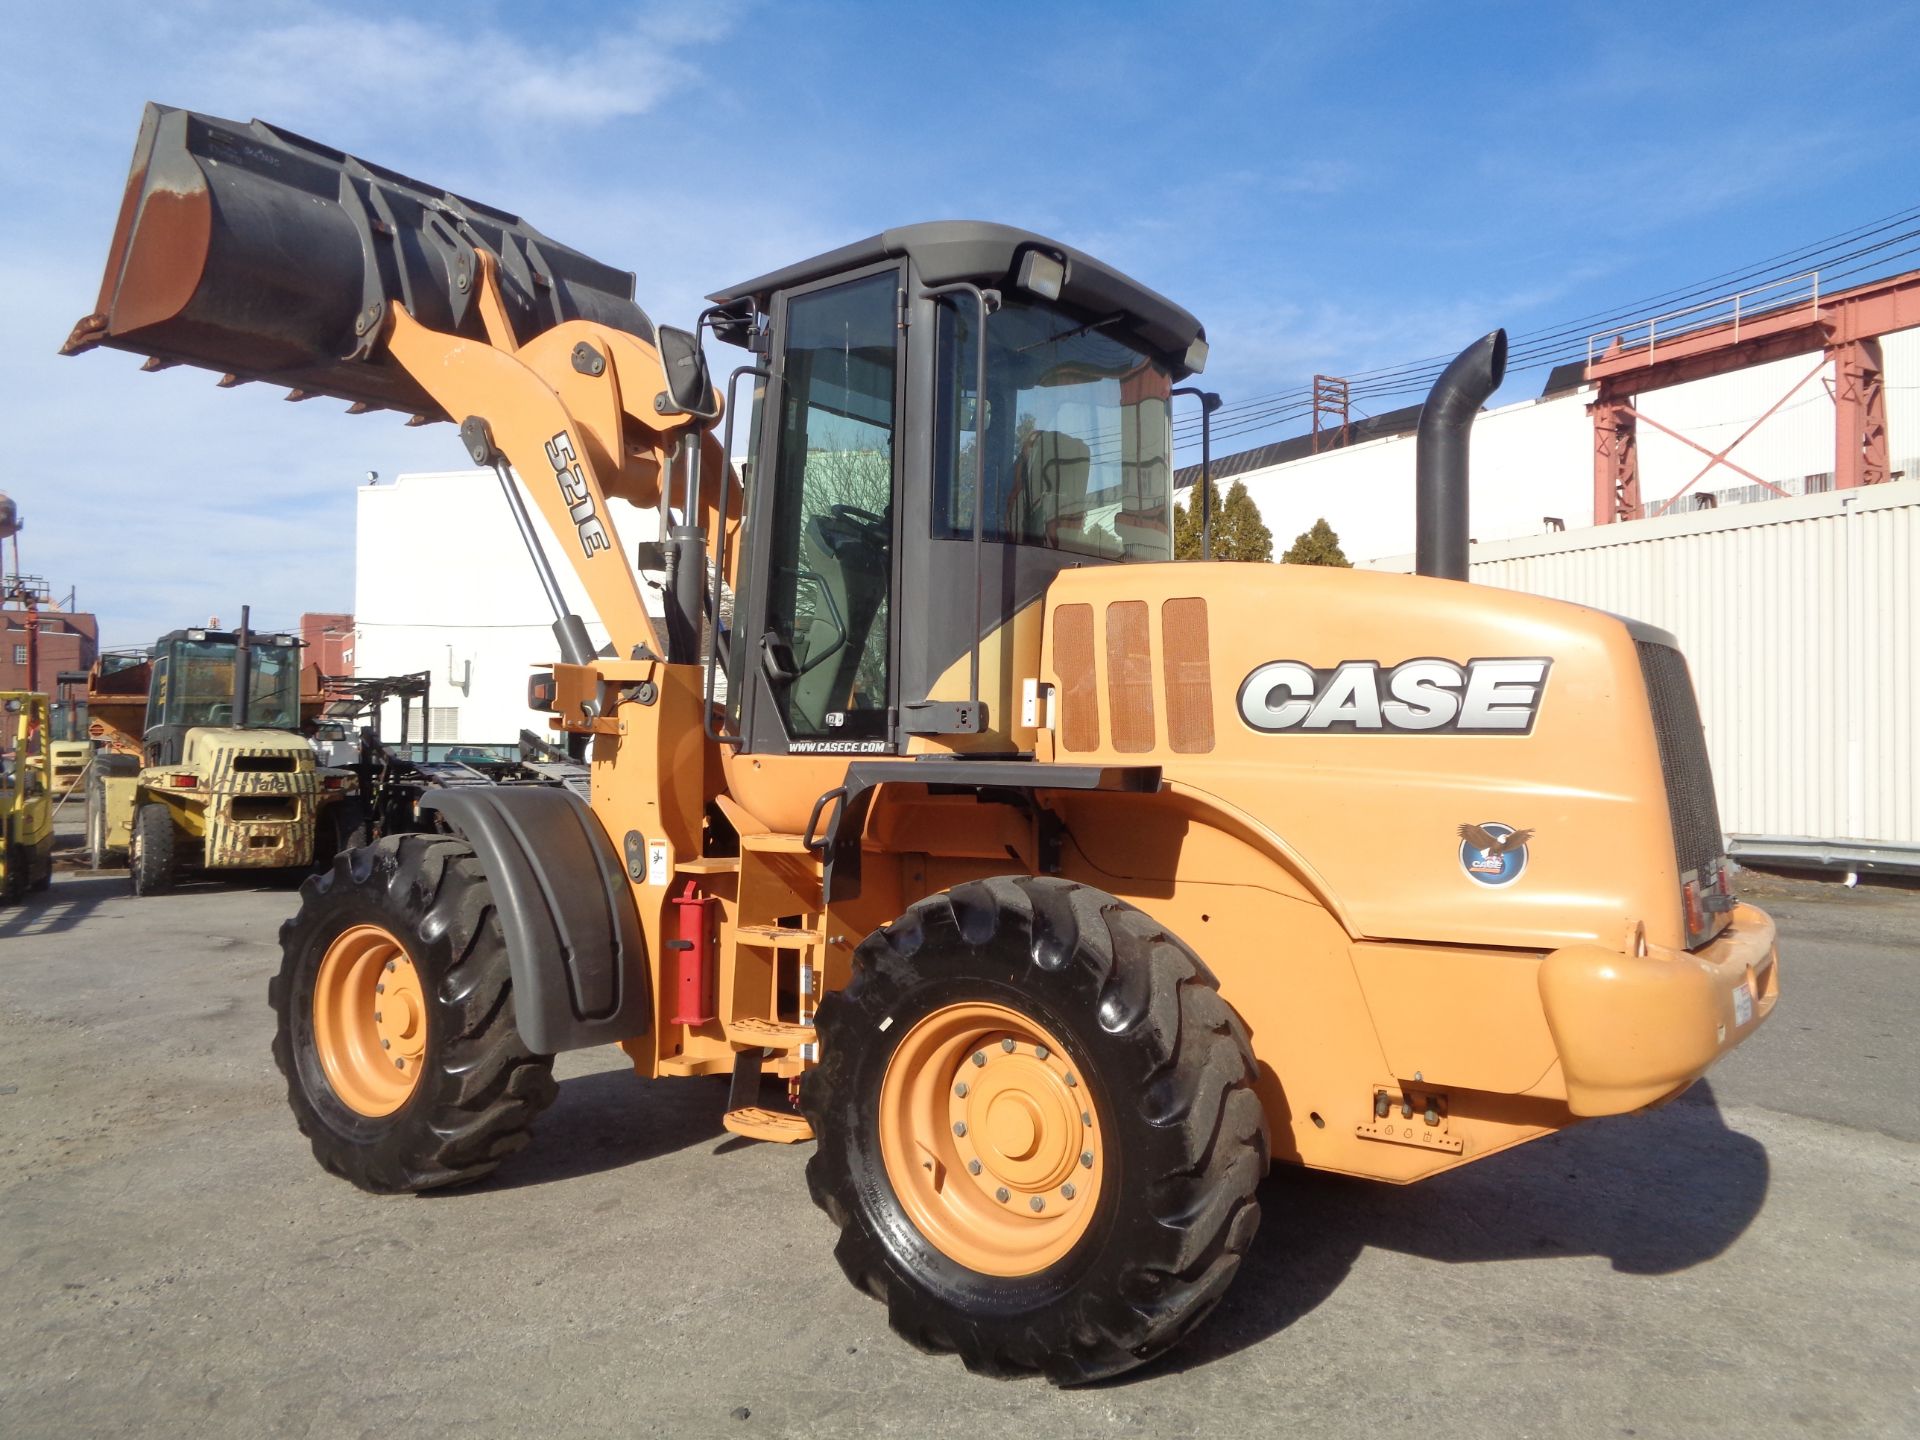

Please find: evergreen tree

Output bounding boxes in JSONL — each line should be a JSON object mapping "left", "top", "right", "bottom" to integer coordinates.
{"left": 1174, "top": 478, "right": 1273, "bottom": 562}
{"left": 1281, "top": 517, "right": 1352, "bottom": 567}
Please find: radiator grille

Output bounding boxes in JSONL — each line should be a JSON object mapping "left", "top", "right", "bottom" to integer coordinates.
{"left": 1161, "top": 597, "right": 1214, "bottom": 753}
{"left": 1636, "top": 639, "right": 1726, "bottom": 893}
{"left": 1054, "top": 603, "right": 1099, "bottom": 753}
{"left": 1105, "top": 601, "right": 1156, "bottom": 752}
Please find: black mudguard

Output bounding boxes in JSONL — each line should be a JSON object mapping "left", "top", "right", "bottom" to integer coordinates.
{"left": 420, "top": 787, "right": 648, "bottom": 1054}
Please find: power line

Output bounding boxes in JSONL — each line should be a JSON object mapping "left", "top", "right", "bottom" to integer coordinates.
{"left": 1173, "top": 202, "right": 1920, "bottom": 452}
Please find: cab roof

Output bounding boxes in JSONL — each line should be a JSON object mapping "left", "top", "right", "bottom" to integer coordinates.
{"left": 708, "top": 221, "right": 1206, "bottom": 379}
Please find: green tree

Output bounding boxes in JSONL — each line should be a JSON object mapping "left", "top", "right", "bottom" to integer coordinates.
{"left": 1174, "top": 478, "right": 1273, "bottom": 562}
{"left": 1280, "top": 517, "right": 1352, "bottom": 567}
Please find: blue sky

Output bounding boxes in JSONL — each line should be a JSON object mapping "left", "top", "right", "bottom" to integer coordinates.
{"left": 4, "top": 1, "right": 1917, "bottom": 645}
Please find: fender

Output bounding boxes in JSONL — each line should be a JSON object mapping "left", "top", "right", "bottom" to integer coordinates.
{"left": 420, "top": 786, "right": 649, "bottom": 1054}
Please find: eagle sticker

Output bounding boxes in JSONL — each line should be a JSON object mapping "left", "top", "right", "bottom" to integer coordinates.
{"left": 1458, "top": 821, "right": 1532, "bottom": 886}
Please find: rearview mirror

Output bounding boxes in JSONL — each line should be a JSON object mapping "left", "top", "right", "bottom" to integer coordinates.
{"left": 654, "top": 325, "right": 721, "bottom": 420}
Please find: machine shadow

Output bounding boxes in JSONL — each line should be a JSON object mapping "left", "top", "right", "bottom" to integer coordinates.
{"left": 0, "top": 872, "right": 134, "bottom": 940}
{"left": 1119, "top": 1079, "right": 1770, "bottom": 1382}
{"left": 464, "top": 1069, "right": 734, "bottom": 1193}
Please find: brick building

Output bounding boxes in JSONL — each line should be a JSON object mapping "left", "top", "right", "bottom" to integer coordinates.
{"left": 300, "top": 612, "right": 355, "bottom": 677}
{"left": 1, "top": 606, "right": 99, "bottom": 692}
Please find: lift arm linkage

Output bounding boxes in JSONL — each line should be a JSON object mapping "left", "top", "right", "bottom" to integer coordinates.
{"left": 381, "top": 252, "right": 741, "bottom": 665}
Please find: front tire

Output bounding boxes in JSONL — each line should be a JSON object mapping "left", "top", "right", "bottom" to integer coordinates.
{"left": 269, "top": 835, "right": 558, "bottom": 1193}
{"left": 128, "top": 803, "right": 176, "bottom": 895}
{"left": 803, "top": 876, "right": 1268, "bottom": 1384}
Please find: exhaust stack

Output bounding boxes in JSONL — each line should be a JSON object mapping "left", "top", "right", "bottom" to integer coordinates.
{"left": 1414, "top": 329, "right": 1507, "bottom": 581}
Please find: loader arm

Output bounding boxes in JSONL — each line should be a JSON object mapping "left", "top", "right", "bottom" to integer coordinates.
{"left": 368, "top": 251, "right": 744, "bottom": 664}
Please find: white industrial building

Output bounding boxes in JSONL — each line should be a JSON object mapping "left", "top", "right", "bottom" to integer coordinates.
{"left": 353, "top": 470, "right": 662, "bottom": 752}
{"left": 1203, "top": 329, "right": 1920, "bottom": 567}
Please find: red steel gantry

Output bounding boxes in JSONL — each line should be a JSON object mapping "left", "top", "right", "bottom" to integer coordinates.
{"left": 1584, "top": 268, "right": 1918, "bottom": 523}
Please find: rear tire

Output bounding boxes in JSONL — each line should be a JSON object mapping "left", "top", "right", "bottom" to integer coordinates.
{"left": 128, "top": 803, "right": 176, "bottom": 896}
{"left": 269, "top": 834, "right": 558, "bottom": 1193}
{"left": 803, "top": 876, "right": 1268, "bottom": 1384}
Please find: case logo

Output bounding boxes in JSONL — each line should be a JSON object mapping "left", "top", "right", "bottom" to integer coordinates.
{"left": 1237, "top": 657, "right": 1549, "bottom": 734}
{"left": 1458, "top": 821, "right": 1532, "bottom": 885}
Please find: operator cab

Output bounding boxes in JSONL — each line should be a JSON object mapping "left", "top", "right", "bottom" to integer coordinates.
{"left": 143, "top": 626, "right": 302, "bottom": 765}
{"left": 709, "top": 222, "right": 1207, "bottom": 759}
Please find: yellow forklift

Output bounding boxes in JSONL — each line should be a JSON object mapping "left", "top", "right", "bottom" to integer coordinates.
{"left": 1, "top": 691, "right": 55, "bottom": 905}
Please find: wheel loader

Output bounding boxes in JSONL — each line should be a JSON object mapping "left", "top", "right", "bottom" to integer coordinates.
{"left": 65, "top": 104, "right": 1779, "bottom": 1383}
{"left": 84, "top": 613, "right": 360, "bottom": 892}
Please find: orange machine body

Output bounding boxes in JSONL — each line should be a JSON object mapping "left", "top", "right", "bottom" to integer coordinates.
{"left": 66, "top": 104, "right": 1776, "bottom": 1185}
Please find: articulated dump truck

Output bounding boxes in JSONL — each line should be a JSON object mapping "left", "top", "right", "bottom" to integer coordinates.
{"left": 67, "top": 104, "right": 1779, "bottom": 1382}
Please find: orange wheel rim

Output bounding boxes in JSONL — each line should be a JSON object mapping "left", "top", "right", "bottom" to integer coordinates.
{"left": 313, "top": 923, "right": 426, "bottom": 1117}
{"left": 879, "top": 1002, "right": 1104, "bottom": 1277}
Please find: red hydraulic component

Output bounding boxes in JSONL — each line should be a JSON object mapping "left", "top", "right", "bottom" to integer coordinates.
{"left": 668, "top": 880, "right": 716, "bottom": 1025}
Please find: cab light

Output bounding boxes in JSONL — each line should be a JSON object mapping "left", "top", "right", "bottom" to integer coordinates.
{"left": 1015, "top": 249, "right": 1066, "bottom": 302}
{"left": 167, "top": 774, "right": 198, "bottom": 789}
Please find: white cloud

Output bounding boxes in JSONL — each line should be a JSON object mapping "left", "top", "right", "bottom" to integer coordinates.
{"left": 211, "top": 6, "right": 740, "bottom": 131}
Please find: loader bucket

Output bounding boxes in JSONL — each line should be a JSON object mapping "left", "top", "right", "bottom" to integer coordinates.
{"left": 62, "top": 103, "right": 655, "bottom": 419}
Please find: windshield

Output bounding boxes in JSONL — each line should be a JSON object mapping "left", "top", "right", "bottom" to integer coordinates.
{"left": 161, "top": 639, "right": 300, "bottom": 730}
{"left": 50, "top": 700, "right": 88, "bottom": 742}
{"left": 935, "top": 298, "right": 1173, "bottom": 561}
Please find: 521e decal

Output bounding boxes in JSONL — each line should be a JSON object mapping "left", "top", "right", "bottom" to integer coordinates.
{"left": 545, "top": 430, "right": 612, "bottom": 557}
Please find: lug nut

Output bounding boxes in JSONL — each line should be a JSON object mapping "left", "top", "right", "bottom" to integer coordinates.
{"left": 1081, "top": 1111, "right": 1092, "bottom": 1126}
{"left": 374, "top": 1011, "right": 383, "bottom": 1023}
{"left": 1029, "top": 1197, "right": 1045, "bottom": 1213}
{"left": 953, "top": 1122, "right": 967, "bottom": 1137}
{"left": 995, "top": 1187, "right": 1010, "bottom": 1203}
{"left": 1064, "top": 1073, "right": 1077, "bottom": 1087}
{"left": 968, "top": 1159, "right": 982, "bottom": 1176}
{"left": 1080, "top": 1151, "right": 1094, "bottom": 1169}
{"left": 394, "top": 1058, "right": 405, "bottom": 1070}
{"left": 386, "top": 960, "right": 397, "bottom": 973}
{"left": 1034, "top": 1044, "right": 1049, "bottom": 1060}
{"left": 381, "top": 1038, "right": 391, "bottom": 1049}
{"left": 375, "top": 983, "right": 385, "bottom": 995}
{"left": 1001, "top": 1038, "right": 1015, "bottom": 1053}
{"left": 954, "top": 1082, "right": 969, "bottom": 1098}
{"left": 1061, "top": 1182, "right": 1076, "bottom": 1200}
{"left": 971, "top": 1051, "right": 986, "bottom": 1068}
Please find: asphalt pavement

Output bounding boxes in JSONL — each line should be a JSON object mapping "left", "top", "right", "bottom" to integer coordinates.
{"left": 1, "top": 820, "right": 1915, "bottom": 1439}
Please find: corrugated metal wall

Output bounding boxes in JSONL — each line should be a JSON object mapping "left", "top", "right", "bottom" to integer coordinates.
{"left": 1373, "top": 480, "right": 1919, "bottom": 845}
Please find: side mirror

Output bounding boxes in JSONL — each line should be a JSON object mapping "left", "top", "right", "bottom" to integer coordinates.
{"left": 654, "top": 325, "right": 720, "bottom": 420}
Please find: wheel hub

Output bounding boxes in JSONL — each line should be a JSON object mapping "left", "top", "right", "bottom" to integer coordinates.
{"left": 879, "top": 1001, "right": 1105, "bottom": 1277}
{"left": 312, "top": 923, "right": 425, "bottom": 1117}
{"left": 951, "top": 1044, "right": 1087, "bottom": 1205}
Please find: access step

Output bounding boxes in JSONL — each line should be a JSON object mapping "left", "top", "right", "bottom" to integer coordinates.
{"left": 734, "top": 923, "right": 820, "bottom": 948}
{"left": 740, "top": 832, "right": 815, "bottom": 855}
{"left": 722, "top": 1016, "right": 817, "bottom": 1051}
{"left": 675, "top": 855, "right": 741, "bottom": 875}
{"left": 721, "top": 1106, "right": 815, "bottom": 1144}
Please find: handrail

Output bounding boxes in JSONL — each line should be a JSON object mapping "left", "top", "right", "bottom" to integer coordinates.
{"left": 1587, "top": 270, "right": 1821, "bottom": 368}
{"left": 922, "top": 282, "right": 1001, "bottom": 722}
{"left": 703, "top": 364, "right": 770, "bottom": 746}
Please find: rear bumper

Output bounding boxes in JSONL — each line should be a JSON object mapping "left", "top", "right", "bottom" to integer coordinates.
{"left": 1538, "top": 902, "right": 1779, "bottom": 1116}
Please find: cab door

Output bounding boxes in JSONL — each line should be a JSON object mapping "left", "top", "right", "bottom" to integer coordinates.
{"left": 734, "top": 264, "right": 903, "bottom": 757}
